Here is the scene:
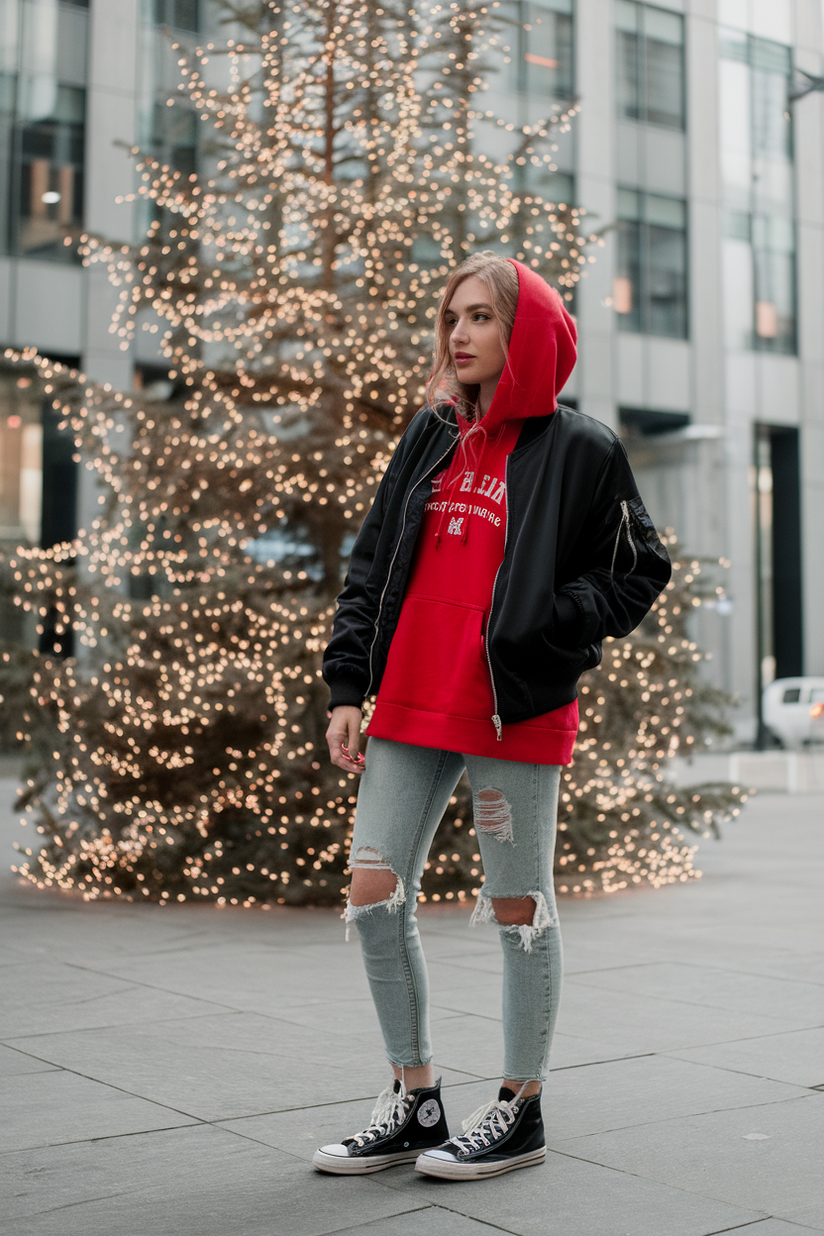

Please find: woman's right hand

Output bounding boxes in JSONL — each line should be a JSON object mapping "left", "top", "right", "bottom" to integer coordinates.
{"left": 325, "top": 706, "right": 365, "bottom": 775}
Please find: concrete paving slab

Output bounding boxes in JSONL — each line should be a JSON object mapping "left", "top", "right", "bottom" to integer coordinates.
{"left": 1, "top": 786, "right": 822, "bottom": 1234}
{"left": 222, "top": 1085, "right": 765, "bottom": 1236}
{"left": 547, "top": 1032, "right": 655, "bottom": 1070}
{"left": 260, "top": 995, "right": 414, "bottom": 1037}
{"left": 329, "top": 1209, "right": 514, "bottom": 1235}
{"left": 419, "top": 975, "right": 530, "bottom": 1020}
{"left": 555, "top": 977, "right": 815, "bottom": 1053}
{"left": 427, "top": 951, "right": 504, "bottom": 978}
{"left": 644, "top": 947, "right": 824, "bottom": 987}
{"left": 0, "top": 1069, "right": 197, "bottom": 1152}
{"left": 0, "top": 960, "right": 231, "bottom": 1038}
{"left": 90, "top": 940, "right": 374, "bottom": 1014}
{"left": 0, "top": 1123, "right": 417, "bottom": 1236}
{"left": 11, "top": 1012, "right": 477, "bottom": 1121}
{"left": 414, "top": 931, "right": 499, "bottom": 963}
{"left": 726, "top": 1223, "right": 824, "bottom": 1235}
{"left": 0, "top": 1044, "right": 59, "bottom": 1077}
{"left": 425, "top": 1012, "right": 751, "bottom": 1083}
{"left": 545, "top": 1053, "right": 805, "bottom": 1140}
{"left": 218, "top": 1091, "right": 394, "bottom": 1160}
{"left": 669, "top": 1026, "right": 824, "bottom": 1089}
{"left": 219, "top": 1076, "right": 497, "bottom": 1160}
{"left": 377, "top": 1144, "right": 763, "bottom": 1236}
{"left": 561, "top": 940, "right": 669, "bottom": 975}
{"left": 570, "top": 961, "right": 824, "bottom": 1021}
{"left": 553, "top": 1092, "right": 824, "bottom": 1230}
{"left": 422, "top": 1013, "right": 504, "bottom": 1077}
{"left": 0, "top": 946, "right": 27, "bottom": 966}
{"left": 552, "top": 927, "right": 824, "bottom": 983}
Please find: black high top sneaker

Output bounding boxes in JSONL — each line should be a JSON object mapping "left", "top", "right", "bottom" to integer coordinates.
{"left": 415, "top": 1085, "right": 545, "bottom": 1180}
{"left": 313, "top": 1078, "right": 449, "bottom": 1174}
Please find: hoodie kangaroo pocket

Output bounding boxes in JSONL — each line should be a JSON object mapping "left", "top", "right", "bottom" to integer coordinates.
{"left": 378, "top": 595, "right": 494, "bottom": 719}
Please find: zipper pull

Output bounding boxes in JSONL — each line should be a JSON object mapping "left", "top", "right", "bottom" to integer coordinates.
{"left": 492, "top": 714, "right": 503, "bottom": 741}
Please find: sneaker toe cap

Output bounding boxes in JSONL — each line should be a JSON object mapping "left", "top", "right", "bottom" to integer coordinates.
{"left": 317, "top": 1143, "right": 351, "bottom": 1158}
{"left": 418, "top": 1148, "right": 459, "bottom": 1163}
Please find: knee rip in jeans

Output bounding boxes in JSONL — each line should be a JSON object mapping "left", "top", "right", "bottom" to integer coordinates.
{"left": 473, "top": 787, "right": 514, "bottom": 843}
{"left": 469, "top": 888, "right": 557, "bottom": 953}
{"left": 345, "top": 847, "right": 406, "bottom": 934}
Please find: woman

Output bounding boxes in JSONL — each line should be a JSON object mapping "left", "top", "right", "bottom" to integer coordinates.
{"left": 314, "top": 252, "right": 671, "bottom": 1181}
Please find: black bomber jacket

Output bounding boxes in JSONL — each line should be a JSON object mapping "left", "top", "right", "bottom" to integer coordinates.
{"left": 323, "top": 404, "right": 672, "bottom": 730}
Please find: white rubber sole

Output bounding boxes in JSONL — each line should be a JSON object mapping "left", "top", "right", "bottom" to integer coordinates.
{"left": 313, "top": 1147, "right": 421, "bottom": 1174}
{"left": 414, "top": 1146, "right": 547, "bottom": 1180}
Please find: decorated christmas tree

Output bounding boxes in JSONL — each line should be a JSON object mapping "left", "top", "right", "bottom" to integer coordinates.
{"left": 0, "top": 0, "right": 742, "bottom": 908}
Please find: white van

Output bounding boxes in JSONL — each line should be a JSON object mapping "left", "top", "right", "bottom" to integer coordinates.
{"left": 762, "top": 678, "right": 824, "bottom": 749}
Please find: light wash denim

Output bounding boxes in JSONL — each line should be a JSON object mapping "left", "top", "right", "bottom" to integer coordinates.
{"left": 346, "top": 736, "right": 563, "bottom": 1081}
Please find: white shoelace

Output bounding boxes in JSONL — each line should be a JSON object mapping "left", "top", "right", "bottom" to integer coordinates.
{"left": 448, "top": 1083, "right": 531, "bottom": 1155}
{"left": 449, "top": 1096, "right": 517, "bottom": 1153}
{"left": 346, "top": 1083, "right": 411, "bottom": 1148}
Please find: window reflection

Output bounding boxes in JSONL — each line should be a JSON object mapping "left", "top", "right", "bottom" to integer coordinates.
{"left": 502, "top": 0, "right": 573, "bottom": 101}
{"left": 719, "top": 29, "right": 796, "bottom": 354}
{"left": 152, "top": 99, "right": 198, "bottom": 176}
{"left": 615, "top": 189, "right": 688, "bottom": 339}
{"left": 2, "top": 0, "right": 89, "bottom": 263}
{"left": 616, "top": 0, "right": 685, "bottom": 130}
{"left": 14, "top": 79, "right": 85, "bottom": 259}
{"left": 153, "top": 0, "right": 201, "bottom": 33}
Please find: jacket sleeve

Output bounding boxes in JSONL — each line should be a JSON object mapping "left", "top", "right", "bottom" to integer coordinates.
{"left": 321, "top": 420, "right": 420, "bottom": 711}
{"left": 552, "top": 438, "right": 672, "bottom": 647}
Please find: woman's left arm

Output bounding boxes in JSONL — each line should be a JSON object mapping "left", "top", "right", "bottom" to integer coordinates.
{"left": 552, "top": 439, "right": 672, "bottom": 648}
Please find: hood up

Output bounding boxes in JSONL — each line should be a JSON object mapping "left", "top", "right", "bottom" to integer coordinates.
{"left": 434, "top": 261, "right": 578, "bottom": 546}
{"left": 476, "top": 259, "right": 578, "bottom": 434}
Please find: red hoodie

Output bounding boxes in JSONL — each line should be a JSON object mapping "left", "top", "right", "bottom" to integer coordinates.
{"left": 367, "top": 261, "right": 579, "bottom": 764}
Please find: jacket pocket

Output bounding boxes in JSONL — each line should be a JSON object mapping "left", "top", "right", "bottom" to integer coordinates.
{"left": 609, "top": 496, "right": 669, "bottom": 582}
{"left": 626, "top": 496, "right": 670, "bottom": 564}
{"left": 378, "top": 595, "right": 494, "bottom": 719}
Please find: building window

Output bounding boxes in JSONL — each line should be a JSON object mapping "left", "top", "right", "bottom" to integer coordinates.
{"left": 505, "top": 0, "right": 574, "bottom": 101}
{"left": 2, "top": 0, "right": 89, "bottom": 262}
{"left": 153, "top": 0, "right": 201, "bottom": 32}
{"left": 616, "top": 1, "right": 685, "bottom": 130}
{"left": 11, "top": 81, "right": 86, "bottom": 260}
{"left": 719, "top": 31, "right": 796, "bottom": 354}
{"left": 620, "top": 407, "right": 690, "bottom": 437}
{"left": 151, "top": 100, "right": 198, "bottom": 176}
{"left": 614, "top": 189, "right": 687, "bottom": 339}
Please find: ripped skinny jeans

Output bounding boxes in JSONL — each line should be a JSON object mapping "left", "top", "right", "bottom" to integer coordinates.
{"left": 346, "top": 736, "right": 563, "bottom": 1081}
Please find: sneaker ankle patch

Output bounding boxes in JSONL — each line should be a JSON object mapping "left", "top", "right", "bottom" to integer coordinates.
{"left": 417, "top": 1099, "right": 442, "bottom": 1128}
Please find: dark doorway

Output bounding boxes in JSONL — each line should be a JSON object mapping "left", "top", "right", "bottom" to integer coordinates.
{"left": 41, "top": 401, "right": 79, "bottom": 550}
{"left": 754, "top": 423, "right": 804, "bottom": 745}
{"left": 39, "top": 355, "right": 80, "bottom": 656}
{"left": 770, "top": 427, "right": 803, "bottom": 679}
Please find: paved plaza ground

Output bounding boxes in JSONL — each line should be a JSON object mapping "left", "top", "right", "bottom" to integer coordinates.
{"left": 1, "top": 768, "right": 822, "bottom": 1236}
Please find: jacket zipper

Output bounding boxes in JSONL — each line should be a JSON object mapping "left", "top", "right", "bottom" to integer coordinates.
{"left": 484, "top": 455, "right": 510, "bottom": 740}
{"left": 365, "top": 440, "right": 457, "bottom": 698}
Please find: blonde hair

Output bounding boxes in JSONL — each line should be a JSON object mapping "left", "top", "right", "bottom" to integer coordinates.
{"left": 426, "top": 251, "right": 519, "bottom": 419}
